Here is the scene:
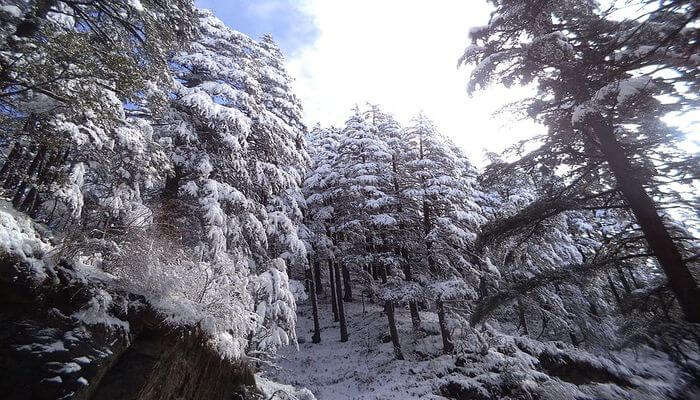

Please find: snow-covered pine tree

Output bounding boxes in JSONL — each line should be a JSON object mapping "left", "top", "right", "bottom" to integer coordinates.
{"left": 401, "top": 113, "right": 485, "bottom": 353}
{"left": 152, "top": 9, "right": 308, "bottom": 358}
{"left": 461, "top": 0, "right": 700, "bottom": 322}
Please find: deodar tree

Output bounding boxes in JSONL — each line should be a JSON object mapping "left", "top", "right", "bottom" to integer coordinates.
{"left": 461, "top": 0, "right": 700, "bottom": 322}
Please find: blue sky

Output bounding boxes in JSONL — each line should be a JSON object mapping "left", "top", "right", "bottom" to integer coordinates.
{"left": 192, "top": 1, "right": 533, "bottom": 164}
{"left": 195, "top": 0, "right": 318, "bottom": 56}
{"left": 192, "top": 1, "right": 697, "bottom": 165}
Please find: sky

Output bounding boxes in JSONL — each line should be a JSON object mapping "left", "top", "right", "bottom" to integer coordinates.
{"left": 194, "top": 1, "right": 697, "bottom": 165}
{"left": 195, "top": 0, "right": 542, "bottom": 165}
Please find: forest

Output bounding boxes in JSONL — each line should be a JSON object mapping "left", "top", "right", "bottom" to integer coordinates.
{"left": 0, "top": 0, "right": 697, "bottom": 399}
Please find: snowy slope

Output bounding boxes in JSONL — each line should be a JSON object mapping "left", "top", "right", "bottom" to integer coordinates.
{"left": 266, "top": 297, "right": 457, "bottom": 399}
{"left": 265, "top": 296, "right": 697, "bottom": 400}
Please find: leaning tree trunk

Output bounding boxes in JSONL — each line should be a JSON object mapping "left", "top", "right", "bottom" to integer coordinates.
{"left": 593, "top": 119, "right": 700, "bottom": 322}
{"left": 307, "top": 267, "right": 321, "bottom": 344}
{"left": 436, "top": 299, "right": 454, "bottom": 354}
{"left": 384, "top": 300, "right": 404, "bottom": 360}
{"left": 334, "top": 261, "right": 348, "bottom": 342}
{"left": 328, "top": 260, "right": 339, "bottom": 322}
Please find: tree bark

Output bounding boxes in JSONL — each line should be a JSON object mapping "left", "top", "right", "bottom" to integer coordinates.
{"left": 313, "top": 258, "right": 323, "bottom": 295}
{"left": 335, "top": 261, "right": 348, "bottom": 342}
{"left": 0, "top": 143, "right": 20, "bottom": 180}
{"left": 342, "top": 262, "right": 352, "bottom": 302}
{"left": 593, "top": 119, "right": 700, "bottom": 322}
{"left": 328, "top": 260, "right": 339, "bottom": 322}
{"left": 398, "top": 248, "right": 421, "bottom": 332}
{"left": 307, "top": 267, "right": 321, "bottom": 344}
{"left": 3, "top": 148, "right": 27, "bottom": 189}
{"left": 384, "top": 300, "right": 404, "bottom": 360}
{"left": 436, "top": 299, "right": 454, "bottom": 354}
{"left": 616, "top": 265, "right": 631, "bottom": 293}
{"left": 517, "top": 297, "right": 529, "bottom": 336}
{"left": 20, "top": 186, "right": 38, "bottom": 213}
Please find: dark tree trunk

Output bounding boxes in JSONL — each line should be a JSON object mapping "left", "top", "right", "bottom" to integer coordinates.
{"left": 398, "top": 248, "right": 421, "bottom": 332}
{"left": 307, "top": 267, "right": 321, "bottom": 344}
{"left": 335, "top": 262, "right": 348, "bottom": 342}
{"left": 436, "top": 299, "right": 454, "bottom": 354}
{"left": 37, "top": 150, "right": 58, "bottom": 185}
{"left": 593, "top": 119, "right": 700, "bottom": 322}
{"left": 12, "top": 181, "right": 28, "bottom": 208}
{"left": 517, "top": 297, "right": 529, "bottom": 336}
{"left": 384, "top": 300, "right": 404, "bottom": 360}
{"left": 616, "top": 265, "right": 631, "bottom": 293}
{"left": 26, "top": 144, "right": 47, "bottom": 179}
{"left": 13, "top": 144, "right": 47, "bottom": 208}
{"left": 20, "top": 186, "right": 38, "bottom": 213}
{"left": 163, "top": 166, "right": 182, "bottom": 200}
{"left": 313, "top": 258, "right": 323, "bottom": 295}
{"left": 328, "top": 260, "right": 339, "bottom": 322}
{"left": 2, "top": 148, "right": 24, "bottom": 189}
{"left": 379, "top": 261, "right": 388, "bottom": 283}
{"left": 422, "top": 200, "right": 438, "bottom": 276}
{"left": 342, "top": 262, "right": 352, "bottom": 302}
{"left": 0, "top": 143, "right": 20, "bottom": 179}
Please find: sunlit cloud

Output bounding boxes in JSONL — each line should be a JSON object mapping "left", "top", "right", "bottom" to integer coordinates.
{"left": 286, "top": 0, "right": 543, "bottom": 165}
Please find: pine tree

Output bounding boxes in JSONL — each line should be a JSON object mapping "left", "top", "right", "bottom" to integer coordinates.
{"left": 461, "top": 0, "right": 700, "bottom": 322}
{"left": 402, "top": 114, "right": 485, "bottom": 352}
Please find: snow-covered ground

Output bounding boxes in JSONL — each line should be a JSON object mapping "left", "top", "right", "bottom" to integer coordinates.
{"left": 265, "top": 296, "right": 455, "bottom": 399}
{"left": 264, "top": 295, "right": 698, "bottom": 400}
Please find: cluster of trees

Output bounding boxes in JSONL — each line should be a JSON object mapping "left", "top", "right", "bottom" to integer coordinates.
{"left": 1, "top": 0, "right": 696, "bottom": 376}
{"left": 301, "top": 0, "right": 698, "bottom": 364}
{"left": 1, "top": 2, "right": 309, "bottom": 359}
{"left": 303, "top": 107, "right": 484, "bottom": 358}
{"left": 461, "top": 0, "right": 699, "bottom": 323}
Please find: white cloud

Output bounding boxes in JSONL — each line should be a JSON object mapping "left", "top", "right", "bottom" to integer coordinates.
{"left": 286, "top": 0, "right": 543, "bottom": 165}
{"left": 248, "top": 1, "right": 284, "bottom": 17}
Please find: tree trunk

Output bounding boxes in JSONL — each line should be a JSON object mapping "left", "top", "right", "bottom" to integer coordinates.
{"left": 11, "top": 181, "right": 28, "bottom": 208}
{"left": 20, "top": 186, "right": 38, "bottom": 213}
{"left": 384, "top": 300, "right": 404, "bottom": 360}
{"left": 307, "top": 267, "right": 321, "bottom": 344}
{"left": 335, "top": 262, "right": 348, "bottom": 342}
{"left": 0, "top": 143, "right": 20, "bottom": 180}
{"left": 328, "top": 260, "right": 339, "bottom": 322}
{"left": 398, "top": 248, "right": 421, "bottom": 332}
{"left": 342, "top": 262, "right": 352, "bottom": 302}
{"left": 593, "top": 119, "right": 700, "bottom": 322}
{"left": 436, "top": 299, "right": 454, "bottom": 354}
{"left": 163, "top": 166, "right": 182, "bottom": 200}
{"left": 3, "top": 148, "right": 26, "bottom": 189}
{"left": 616, "top": 265, "right": 631, "bottom": 293}
{"left": 313, "top": 258, "right": 323, "bottom": 295}
{"left": 517, "top": 297, "right": 529, "bottom": 336}
{"left": 26, "top": 144, "right": 47, "bottom": 179}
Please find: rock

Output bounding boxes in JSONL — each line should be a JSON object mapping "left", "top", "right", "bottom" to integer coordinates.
{"left": 0, "top": 255, "right": 261, "bottom": 400}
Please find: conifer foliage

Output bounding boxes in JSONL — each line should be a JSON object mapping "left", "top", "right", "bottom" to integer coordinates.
{"left": 0, "top": 3, "right": 308, "bottom": 361}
